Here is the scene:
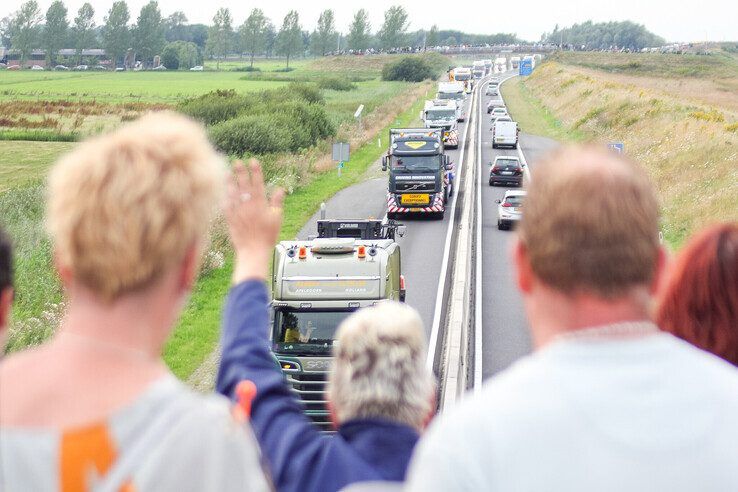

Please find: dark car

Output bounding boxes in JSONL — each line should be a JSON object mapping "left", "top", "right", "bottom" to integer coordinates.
{"left": 489, "top": 156, "right": 523, "bottom": 186}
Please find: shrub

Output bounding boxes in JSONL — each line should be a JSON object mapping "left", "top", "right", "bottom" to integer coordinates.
{"left": 210, "top": 114, "right": 294, "bottom": 155}
{"left": 0, "top": 130, "right": 78, "bottom": 142}
{"left": 286, "top": 82, "right": 325, "bottom": 104}
{"left": 233, "top": 66, "right": 261, "bottom": 72}
{"left": 382, "top": 56, "right": 435, "bottom": 82}
{"left": 725, "top": 122, "right": 738, "bottom": 133}
{"left": 161, "top": 41, "right": 201, "bottom": 70}
{"left": 317, "top": 77, "right": 357, "bottom": 91}
{"left": 178, "top": 89, "right": 254, "bottom": 126}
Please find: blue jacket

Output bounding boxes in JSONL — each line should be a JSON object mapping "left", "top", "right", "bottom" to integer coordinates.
{"left": 216, "top": 281, "right": 420, "bottom": 492}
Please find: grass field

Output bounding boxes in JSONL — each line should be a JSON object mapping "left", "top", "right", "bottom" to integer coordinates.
{"left": 504, "top": 54, "right": 738, "bottom": 248}
{"left": 0, "top": 141, "right": 74, "bottom": 191}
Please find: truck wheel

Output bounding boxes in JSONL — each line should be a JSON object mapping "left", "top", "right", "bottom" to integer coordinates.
{"left": 443, "top": 186, "right": 449, "bottom": 205}
{"left": 387, "top": 212, "right": 397, "bottom": 220}
{"left": 492, "top": 143, "right": 497, "bottom": 149}
{"left": 513, "top": 143, "right": 518, "bottom": 149}
{"left": 434, "top": 209, "right": 445, "bottom": 220}
{"left": 489, "top": 179, "right": 494, "bottom": 186}
{"left": 497, "top": 220, "right": 503, "bottom": 230}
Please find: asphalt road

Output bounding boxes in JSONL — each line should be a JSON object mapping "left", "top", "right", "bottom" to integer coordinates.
{"left": 297, "top": 73, "right": 559, "bottom": 382}
{"left": 477, "top": 74, "right": 558, "bottom": 379}
{"left": 297, "top": 95, "right": 474, "bottom": 339}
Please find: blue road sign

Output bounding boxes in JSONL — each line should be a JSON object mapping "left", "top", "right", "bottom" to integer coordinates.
{"left": 519, "top": 60, "right": 533, "bottom": 76}
{"left": 608, "top": 142, "right": 624, "bottom": 153}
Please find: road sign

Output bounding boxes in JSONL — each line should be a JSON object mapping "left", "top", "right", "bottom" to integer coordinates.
{"left": 332, "top": 142, "right": 350, "bottom": 162}
{"left": 608, "top": 142, "right": 624, "bottom": 153}
{"left": 519, "top": 59, "right": 533, "bottom": 76}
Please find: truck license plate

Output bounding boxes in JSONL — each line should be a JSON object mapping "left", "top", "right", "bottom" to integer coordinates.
{"left": 401, "top": 193, "right": 430, "bottom": 205}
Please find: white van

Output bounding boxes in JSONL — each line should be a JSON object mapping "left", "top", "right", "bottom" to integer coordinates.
{"left": 492, "top": 120, "right": 519, "bottom": 149}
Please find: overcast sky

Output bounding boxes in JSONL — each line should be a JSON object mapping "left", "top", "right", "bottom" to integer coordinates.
{"left": 5, "top": 0, "right": 736, "bottom": 42}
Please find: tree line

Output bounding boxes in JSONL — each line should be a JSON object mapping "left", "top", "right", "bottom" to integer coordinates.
{"left": 540, "top": 21, "right": 665, "bottom": 51}
{"left": 1, "top": 1, "right": 524, "bottom": 69}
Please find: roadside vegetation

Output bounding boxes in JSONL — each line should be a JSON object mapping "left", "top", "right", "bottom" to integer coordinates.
{"left": 0, "top": 53, "right": 441, "bottom": 374}
{"left": 504, "top": 51, "right": 738, "bottom": 247}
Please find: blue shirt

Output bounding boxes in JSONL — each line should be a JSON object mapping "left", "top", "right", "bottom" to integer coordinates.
{"left": 216, "top": 280, "right": 420, "bottom": 492}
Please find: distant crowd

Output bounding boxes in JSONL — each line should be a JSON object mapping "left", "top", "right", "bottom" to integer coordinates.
{"left": 0, "top": 112, "right": 736, "bottom": 491}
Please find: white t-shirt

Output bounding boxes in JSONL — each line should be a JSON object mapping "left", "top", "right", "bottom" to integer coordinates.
{"left": 407, "top": 330, "right": 738, "bottom": 492}
{"left": 0, "top": 375, "right": 271, "bottom": 492}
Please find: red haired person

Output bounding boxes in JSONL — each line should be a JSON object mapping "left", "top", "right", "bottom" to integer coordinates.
{"left": 657, "top": 223, "right": 738, "bottom": 365}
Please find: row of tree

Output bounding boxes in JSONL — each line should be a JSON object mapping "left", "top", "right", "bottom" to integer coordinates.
{"left": 1, "top": 1, "right": 521, "bottom": 67}
{"left": 541, "top": 21, "right": 665, "bottom": 51}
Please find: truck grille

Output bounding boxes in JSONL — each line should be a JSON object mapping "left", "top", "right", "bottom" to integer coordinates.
{"left": 286, "top": 371, "right": 333, "bottom": 431}
{"left": 396, "top": 181, "right": 436, "bottom": 192}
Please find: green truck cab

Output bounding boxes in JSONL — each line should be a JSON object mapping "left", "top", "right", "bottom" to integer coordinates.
{"left": 271, "top": 219, "right": 406, "bottom": 430}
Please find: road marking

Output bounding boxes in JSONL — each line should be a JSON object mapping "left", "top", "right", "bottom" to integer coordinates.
{"left": 426, "top": 84, "right": 475, "bottom": 371}
{"left": 474, "top": 75, "right": 484, "bottom": 392}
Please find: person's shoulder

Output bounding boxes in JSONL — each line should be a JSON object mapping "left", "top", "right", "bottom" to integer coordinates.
{"left": 666, "top": 334, "right": 738, "bottom": 388}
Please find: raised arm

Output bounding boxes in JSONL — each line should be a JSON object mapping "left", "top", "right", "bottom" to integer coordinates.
{"left": 215, "top": 160, "right": 327, "bottom": 490}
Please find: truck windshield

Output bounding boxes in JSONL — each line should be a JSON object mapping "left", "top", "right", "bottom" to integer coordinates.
{"left": 391, "top": 155, "right": 441, "bottom": 172}
{"left": 273, "top": 309, "right": 354, "bottom": 355}
{"left": 437, "top": 92, "right": 462, "bottom": 100}
{"left": 426, "top": 109, "right": 455, "bottom": 120}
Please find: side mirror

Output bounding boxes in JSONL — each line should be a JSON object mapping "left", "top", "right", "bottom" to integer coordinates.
{"left": 381, "top": 156, "right": 388, "bottom": 171}
{"left": 495, "top": 199, "right": 501, "bottom": 204}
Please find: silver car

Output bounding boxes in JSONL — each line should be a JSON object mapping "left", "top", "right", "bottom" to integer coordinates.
{"left": 495, "top": 190, "right": 526, "bottom": 230}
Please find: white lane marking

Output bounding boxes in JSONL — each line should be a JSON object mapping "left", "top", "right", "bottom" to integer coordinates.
{"left": 474, "top": 75, "right": 484, "bottom": 392}
{"left": 474, "top": 71, "right": 532, "bottom": 390}
{"left": 426, "top": 84, "right": 475, "bottom": 371}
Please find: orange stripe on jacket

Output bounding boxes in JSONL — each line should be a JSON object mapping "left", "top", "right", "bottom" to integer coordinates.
{"left": 60, "top": 423, "right": 134, "bottom": 492}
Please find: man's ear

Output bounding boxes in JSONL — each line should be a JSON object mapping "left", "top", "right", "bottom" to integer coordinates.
{"left": 513, "top": 238, "right": 533, "bottom": 294}
{"left": 422, "top": 391, "right": 437, "bottom": 431}
{"left": 650, "top": 246, "right": 669, "bottom": 296}
{"left": 0, "top": 287, "right": 14, "bottom": 336}
{"left": 327, "top": 400, "right": 339, "bottom": 431}
{"left": 179, "top": 243, "right": 201, "bottom": 293}
{"left": 54, "top": 252, "right": 73, "bottom": 289}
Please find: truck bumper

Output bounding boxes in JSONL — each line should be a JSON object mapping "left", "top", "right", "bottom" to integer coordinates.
{"left": 387, "top": 193, "right": 445, "bottom": 214}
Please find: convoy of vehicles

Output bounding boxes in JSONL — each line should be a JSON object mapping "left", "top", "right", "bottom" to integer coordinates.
{"left": 494, "top": 57, "right": 507, "bottom": 72}
{"left": 271, "top": 218, "right": 407, "bottom": 429}
{"left": 495, "top": 190, "right": 526, "bottom": 230}
{"left": 510, "top": 56, "right": 521, "bottom": 69}
{"left": 437, "top": 81, "right": 466, "bottom": 121}
{"left": 422, "top": 99, "right": 460, "bottom": 149}
{"left": 483, "top": 59, "right": 493, "bottom": 74}
{"left": 489, "top": 156, "right": 524, "bottom": 187}
{"left": 383, "top": 128, "right": 454, "bottom": 220}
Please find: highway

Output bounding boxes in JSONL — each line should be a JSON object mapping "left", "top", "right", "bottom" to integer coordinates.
{"left": 297, "top": 70, "right": 557, "bottom": 390}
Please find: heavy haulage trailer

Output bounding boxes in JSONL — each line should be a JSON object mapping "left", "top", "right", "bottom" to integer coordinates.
{"left": 271, "top": 219, "right": 407, "bottom": 430}
{"left": 383, "top": 128, "right": 455, "bottom": 220}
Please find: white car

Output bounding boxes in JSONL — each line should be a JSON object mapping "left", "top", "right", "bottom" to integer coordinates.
{"left": 496, "top": 190, "right": 526, "bottom": 230}
{"left": 486, "top": 83, "right": 499, "bottom": 96}
{"left": 490, "top": 107, "right": 508, "bottom": 118}
{"left": 31, "top": 65, "right": 44, "bottom": 70}
{"left": 190, "top": 65, "right": 204, "bottom": 71}
{"left": 73, "top": 65, "right": 88, "bottom": 71}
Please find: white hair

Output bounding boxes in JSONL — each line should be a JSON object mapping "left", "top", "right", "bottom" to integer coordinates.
{"left": 328, "top": 302, "right": 436, "bottom": 430}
